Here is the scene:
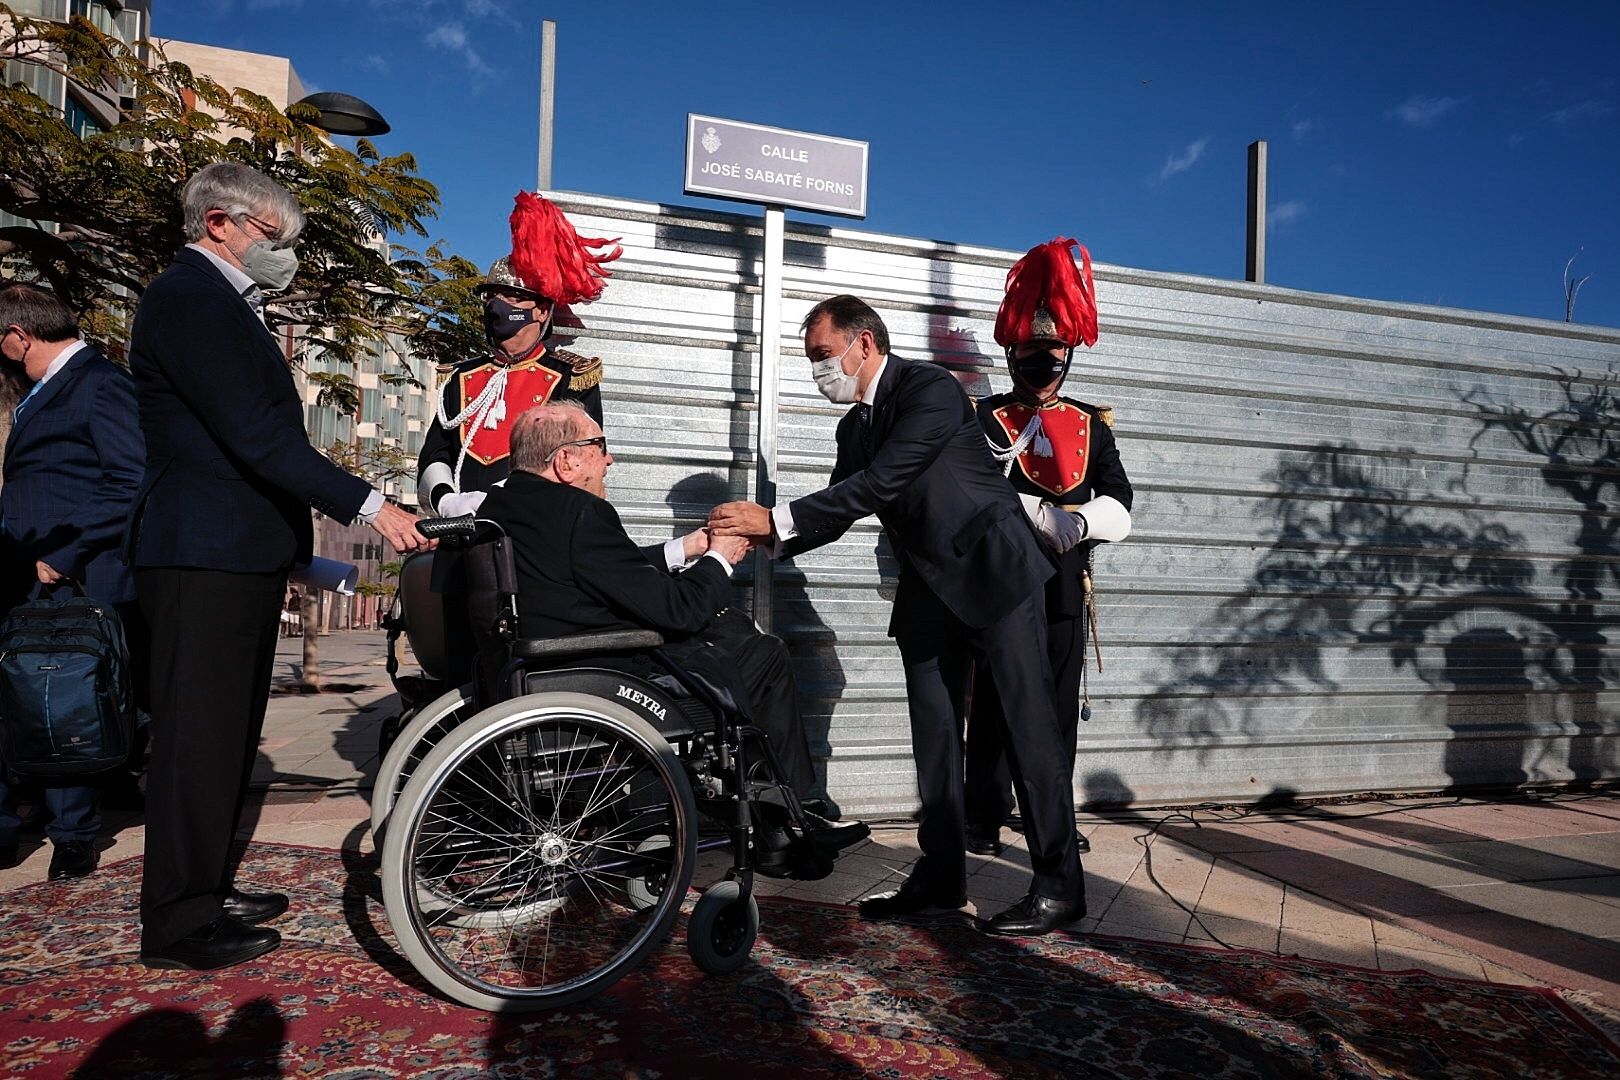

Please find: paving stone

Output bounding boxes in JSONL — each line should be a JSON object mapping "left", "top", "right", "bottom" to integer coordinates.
{"left": 1278, "top": 929, "right": 1378, "bottom": 968}
{"left": 1280, "top": 887, "right": 1375, "bottom": 937}
{"left": 1374, "top": 944, "right": 1488, "bottom": 980}
{"left": 1183, "top": 912, "right": 1281, "bottom": 953}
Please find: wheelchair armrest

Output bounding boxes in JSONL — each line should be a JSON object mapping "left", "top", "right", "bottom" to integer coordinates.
{"left": 511, "top": 629, "right": 666, "bottom": 661}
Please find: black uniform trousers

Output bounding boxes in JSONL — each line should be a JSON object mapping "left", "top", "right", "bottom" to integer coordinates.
{"left": 896, "top": 575, "right": 1082, "bottom": 901}
{"left": 136, "top": 567, "right": 286, "bottom": 951}
{"left": 966, "top": 607, "right": 1085, "bottom": 831}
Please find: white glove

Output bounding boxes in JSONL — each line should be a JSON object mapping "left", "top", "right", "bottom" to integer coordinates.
{"left": 436, "top": 490, "right": 487, "bottom": 518}
{"left": 1018, "top": 492, "right": 1085, "bottom": 553}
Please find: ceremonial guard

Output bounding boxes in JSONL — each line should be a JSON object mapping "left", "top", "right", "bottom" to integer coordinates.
{"left": 417, "top": 192, "right": 620, "bottom": 516}
{"left": 965, "top": 238, "right": 1134, "bottom": 857}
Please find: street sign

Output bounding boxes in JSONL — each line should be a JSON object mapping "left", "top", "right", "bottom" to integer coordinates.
{"left": 683, "top": 114, "right": 868, "bottom": 219}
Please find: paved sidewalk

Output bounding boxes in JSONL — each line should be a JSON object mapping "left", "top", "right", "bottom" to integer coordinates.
{"left": 3, "top": 629, "right": 1617, "bottom": 1038}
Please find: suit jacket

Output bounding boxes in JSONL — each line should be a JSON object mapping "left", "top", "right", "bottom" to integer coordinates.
{"left": 1, "top": 345, "right": 144, "bottom": 605}
{"left": 786, "top": 355, "right": 1055, "bottom": 633}
{"left": 126, "top": 247, "right": 371, "bottom": 573}
{"left": 976, "top": 392, "right": 1134, "bottom": 618}
{"left": 480, "top": 471, "right": 732, "bottom": 641}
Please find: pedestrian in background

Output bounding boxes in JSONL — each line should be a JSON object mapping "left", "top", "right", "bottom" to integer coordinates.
{"left": 0, "top": 283, "right": 146, "bottom": 879}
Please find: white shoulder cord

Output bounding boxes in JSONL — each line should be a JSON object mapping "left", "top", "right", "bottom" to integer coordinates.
{"left": 986, "top": 410, "right": 1044, "bottom": 476}
{"left": 436, "top": 364, "right": 512, "bottom": 492}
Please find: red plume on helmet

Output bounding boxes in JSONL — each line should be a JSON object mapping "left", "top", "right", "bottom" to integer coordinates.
{"left": 506, "top": 191, "right": 623, "bottom": 305}
{"left": 993, "top": 237, "right": 1098, "bottom": 349}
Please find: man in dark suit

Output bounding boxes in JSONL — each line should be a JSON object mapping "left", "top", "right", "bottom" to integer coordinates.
{"left": 0, "top": 284, "right": 145, "bottom": 880}
{"left": 127, "top": 163, "right": 431, "bottom": 971}
{"left": 710, "top": 295, "right": 1086, "bottom": 935}
{"left": 479, "top": 401, "right": 864, "bottom": 867}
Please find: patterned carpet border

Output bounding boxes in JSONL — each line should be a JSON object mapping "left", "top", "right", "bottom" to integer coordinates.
{"left": 2, "top": 843, "right": 1618, "bottom": 1079}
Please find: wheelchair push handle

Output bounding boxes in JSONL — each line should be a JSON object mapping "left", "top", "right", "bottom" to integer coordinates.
{"left": 415, "top": 515, "right": 506, "bottom": 549}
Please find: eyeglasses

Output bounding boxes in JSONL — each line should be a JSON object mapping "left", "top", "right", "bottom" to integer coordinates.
{"left": 547, "top": 436, "right": 608, "bottom": 463}
{"left": 231, "top": 212, "right": 291, "bottom": 249}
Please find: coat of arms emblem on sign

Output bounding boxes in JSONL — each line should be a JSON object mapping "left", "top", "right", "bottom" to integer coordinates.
{"left": 701, "top": 126, "right": 722, "bottom": 153}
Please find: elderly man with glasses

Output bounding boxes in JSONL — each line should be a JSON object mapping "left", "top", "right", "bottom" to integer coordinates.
{"left": 478, "top": 401, "right": 865, "bottom": 877}
{"left": 126, "top": 162, "right": 432, "bottom": 971}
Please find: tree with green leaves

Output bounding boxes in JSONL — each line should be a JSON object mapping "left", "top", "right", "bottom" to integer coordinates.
{"left": 0, "top": 6, "right": 485, "bottom": 396}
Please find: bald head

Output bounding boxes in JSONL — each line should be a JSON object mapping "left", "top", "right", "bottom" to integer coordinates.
{"left": 511, "top": 400, "right": 593, "bottom": 473}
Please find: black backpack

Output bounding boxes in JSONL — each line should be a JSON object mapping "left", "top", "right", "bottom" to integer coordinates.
{"left": 0, "top": 588, "right": 135, "bottom": 778}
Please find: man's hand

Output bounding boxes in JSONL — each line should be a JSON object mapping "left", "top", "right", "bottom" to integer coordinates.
{"left": 708, "top": 501, "right": 773, "bottom": 541}
{"left": 680, "top": 528, "right": 711, "bottom": 561}
{"left": 35, "top": 560, "right": 62, "bottom": 585}
{"left": 370, "top": 502, "right": 436, "bottom": 554}
{"left": 708, "top": 532, "right": 754, "bottom": 566}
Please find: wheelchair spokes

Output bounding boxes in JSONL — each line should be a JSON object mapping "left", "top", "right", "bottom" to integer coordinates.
{"left": 383, "top": 695, "right": 697, "bottom": 1010}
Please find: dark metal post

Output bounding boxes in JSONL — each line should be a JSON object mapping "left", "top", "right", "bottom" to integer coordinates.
{"left": 1246, "top": 140, "right": 1267, "bottom": 283}
{"left": 538, "top": 20, "right": 556, "bottom": 189}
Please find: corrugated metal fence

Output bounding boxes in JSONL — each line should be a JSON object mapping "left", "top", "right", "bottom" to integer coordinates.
{"left": 550, "top": 191, "right": 1620, "bottom": 813}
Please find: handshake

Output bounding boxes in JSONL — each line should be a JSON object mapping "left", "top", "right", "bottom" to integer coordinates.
{"left": 681, "top": 500, "right": 775, "bottom": 566}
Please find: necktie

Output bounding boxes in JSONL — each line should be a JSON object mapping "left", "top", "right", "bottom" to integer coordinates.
{"left": 241, "top": 284, "right": 266, "bottom": 321}
{"left": 12, "top": 381, "right": 41, "bottom": 425}
{"left": 855, "top": 402, "right": 874, "bottom": 457}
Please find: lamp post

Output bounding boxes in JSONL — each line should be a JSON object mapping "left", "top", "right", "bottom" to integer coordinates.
{"left": 284, "top": 90, "right": 390, "bottom": 643}
{"left": 291, "top": 91, "right": 391, "bottom": 137}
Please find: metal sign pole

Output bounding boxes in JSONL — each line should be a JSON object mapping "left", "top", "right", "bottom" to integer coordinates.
{"left": 537, "top": 20, "right": 556, "bottom": 189}
{"left": 751, "top": 204, "right": 785, "bottom": 632}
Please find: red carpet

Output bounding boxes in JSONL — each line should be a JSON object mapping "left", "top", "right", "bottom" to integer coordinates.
{"left": 2, "top": 842, "right": 1617, "bottom": 1078}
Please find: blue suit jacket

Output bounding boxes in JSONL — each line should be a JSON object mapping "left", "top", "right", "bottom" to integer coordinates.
{"left": 2, "top": 345, "right": 144, "bottom": 605}
{"left": 126, "top": 247, "right": 371, "bottom": 573}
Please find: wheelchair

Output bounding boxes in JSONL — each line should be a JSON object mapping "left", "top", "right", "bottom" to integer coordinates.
{"left": 377, "top": 515, "right": 835, "bottom": 1012}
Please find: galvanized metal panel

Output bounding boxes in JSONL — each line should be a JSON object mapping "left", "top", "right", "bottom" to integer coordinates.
{"left": 549, "top": 191, "right": 1620, "bottom": 814}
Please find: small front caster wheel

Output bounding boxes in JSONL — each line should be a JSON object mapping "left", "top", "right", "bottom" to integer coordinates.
{"left": 687, "top": 880, "right": 759, "bottom": 975}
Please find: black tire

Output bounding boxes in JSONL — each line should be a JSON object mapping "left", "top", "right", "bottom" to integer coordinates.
{"left": 686, "top": 880, "right": 759, "bottom": 976}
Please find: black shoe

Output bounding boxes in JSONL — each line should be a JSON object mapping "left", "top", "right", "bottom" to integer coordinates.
{"left": 802, "top": 797, "right": 843, "bottom": 822}
{"left": 47, "top": 840, "right": 98, "bottom": 880}
{"left": 0, "top": 840, "right": 18, "bottom": 870}
{"left": 1076, "top": 833, "right": 1091, "bottom": 855}
{"left": 965, "top": 823, "right": 1004, "bottom": 857}
{"left": 805, "top": 813, "right": 869, "bottom": 853}
{"left": 141, "top": 915, "right": 281, "bottom": 971}
{"left": 857, "top": 875, "right": 966, "bottom": 920}
{"left": 976, "top": 891, "right": 1087, "bottom": 936}
{"left": 222, "top": 888, "right": 289, "bottom": 925}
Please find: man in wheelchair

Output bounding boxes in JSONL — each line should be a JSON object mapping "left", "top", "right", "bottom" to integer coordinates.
{"left": 478, "top": 401, "right": 868, "bottom": 878}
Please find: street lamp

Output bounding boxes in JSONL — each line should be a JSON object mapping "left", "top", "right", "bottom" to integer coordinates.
{"left": 292, "top": 91, "right": 391, "bottom": 137}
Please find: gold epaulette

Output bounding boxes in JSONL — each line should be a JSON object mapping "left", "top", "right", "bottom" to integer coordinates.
{"left": 552, "top": 347, "right": 604, "bottom": 392}
{"left": 1096, "top": 404, "right": 1116, "bottom": 429}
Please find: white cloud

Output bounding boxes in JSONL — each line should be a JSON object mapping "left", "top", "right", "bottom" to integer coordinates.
{"left": 1391, "top": 94, "right": 1466, "bottom": 128}
{"left": 1268, "top": 200, "right": 1306, "bottom": 227}
{"left": 361, "top": 54, "right": 389, "bottom": 75}
{"left": 1290, "top": 119, "right": 1314, "bottom": 141}
{"left": 464, "top": 0, "right": 518, "bottom": 24}
{"left": 1158, "top": 137, "right": 1209, "bottom": 181}
{"left": 1550, "top": 99, "right": 1613, "bottom": 125}
{"left": 425, "top": 22, "right": 493, "bottom": 77}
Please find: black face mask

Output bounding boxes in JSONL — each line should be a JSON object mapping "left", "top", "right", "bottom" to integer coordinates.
{"left": 482, "top": 297, "right": 534, "bottom": 344}
{"left": 1010, "top": 349, "right": 1072, "bottom": 396}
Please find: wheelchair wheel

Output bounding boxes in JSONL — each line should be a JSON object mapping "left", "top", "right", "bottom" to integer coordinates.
{"left": 686, "top": 880, "right": 759, "bottom": 976}
{"left": 382, "top": 692, "right": 697, "bottom": 1012}
{"left": 371, "top": 684, "right": 474, "bottom": 843}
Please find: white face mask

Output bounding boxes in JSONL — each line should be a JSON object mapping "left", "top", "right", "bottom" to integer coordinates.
{"left": 240, "top": 240, "right": 299, "bottom": 293}
{"left": 811, "top": 333, "right": 872, "bottom": 404}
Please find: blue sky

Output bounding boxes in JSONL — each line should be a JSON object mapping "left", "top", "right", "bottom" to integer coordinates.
{"left": 161, "top": 1, "right": 1620, "bottom": 328}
